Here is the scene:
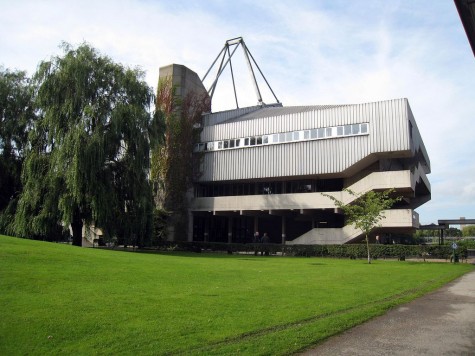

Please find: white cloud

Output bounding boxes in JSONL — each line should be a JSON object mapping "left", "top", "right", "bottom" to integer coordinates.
{"left": 1, "top": 0, "right": 474, "bottom": 224}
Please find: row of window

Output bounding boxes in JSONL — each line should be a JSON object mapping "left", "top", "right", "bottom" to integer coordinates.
{"left": 194, "top": 179, "right": 344, "bottom": 198}
{"left": 194, "top": 122, "right": 369, "bottom": 152}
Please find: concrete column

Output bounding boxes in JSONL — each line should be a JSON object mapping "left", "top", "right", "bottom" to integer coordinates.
{"left": 254, "top": 216, "right": 259, "bottom": 234}
{"left": 281, "top": 216, "right": 287, "bottom": 244}
{"left": 204, "top": 218, "right": 209, "bottom": 242}
{"left": 228, "top": 217, "right": 233, "bottom": 243}
{"left": 187, "top": 212, "right": 193, "bottom": 242}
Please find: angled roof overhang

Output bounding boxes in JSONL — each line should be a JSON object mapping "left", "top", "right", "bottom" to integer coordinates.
{"left": 455, "top": 0, "right": 475, "bottom": 57}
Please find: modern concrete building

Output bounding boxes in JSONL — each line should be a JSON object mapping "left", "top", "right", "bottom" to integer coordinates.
{"left": 159, "top": 65, "right": 431, "bottom": 245}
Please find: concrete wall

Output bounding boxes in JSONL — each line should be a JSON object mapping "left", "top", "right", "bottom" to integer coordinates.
{"left": 191, "top": 170, "right": 418, "bottom": 212}
{"left": 159, "top": 64, "right": 208, "bottom": 99}
{"left": 286, "top": 209, "right": 419, "bottom": 245}
{"left": 197, "top": 98, "right": 427, "bottom": 182}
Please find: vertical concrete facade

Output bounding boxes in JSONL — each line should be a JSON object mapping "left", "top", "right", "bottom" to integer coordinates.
{"left": 158, "top": 64, "right": 209, "bottom": 241}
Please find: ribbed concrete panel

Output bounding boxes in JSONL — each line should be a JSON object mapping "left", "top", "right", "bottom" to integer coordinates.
{"left": 406, "top": 101, "right": 431, "bottom": 173}
{"left": 198, "top": 98, "right": 419, "bottom": 182}
{"left": 200, "top": 135, "right": 372, "bottom": 182}
{"left": 203, "top": 105, "right": 263, "bottom": 126}
{"left": 201, "top": 101, "right": 382, "bottom": 142}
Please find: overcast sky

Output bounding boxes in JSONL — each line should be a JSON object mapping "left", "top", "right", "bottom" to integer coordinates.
{"left": 1, "top": 0, "right": 474, "bottom": 225}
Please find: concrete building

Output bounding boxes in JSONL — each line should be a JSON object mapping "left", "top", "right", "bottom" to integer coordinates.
{"left": 159, "top": 65, "right": 431, "bottom": 245}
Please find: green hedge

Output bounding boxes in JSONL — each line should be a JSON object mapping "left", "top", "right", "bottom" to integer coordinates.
{"left": 143, "top": 241, "right": 466, "bottom": 260}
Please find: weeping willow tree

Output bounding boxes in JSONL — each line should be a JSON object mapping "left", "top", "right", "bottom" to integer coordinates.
{"left": 14, "top": 43, "right": 156, "bottom": 246}
{"left": 0, "top": 68, "right": 36, "bottom": 234}
{"left": 151, "top": 76, "right": 210, "bottom": 240}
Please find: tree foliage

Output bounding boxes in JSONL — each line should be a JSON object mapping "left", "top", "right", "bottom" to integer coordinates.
{"left": 0, "top": 68, "right": 36, "bottom": 233}
{"left": 462, "top": 225, "right": 475, "bottom": 237}
{"left": 323, "top": 189, "right": 402, "bottom": 263}
{"left": 13, "top": 43, "right": 156, "bottom": 246}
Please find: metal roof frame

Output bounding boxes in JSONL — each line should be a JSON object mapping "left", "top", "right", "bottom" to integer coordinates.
{"left": 202, "top": 37, "right": 280, "bottom": 109}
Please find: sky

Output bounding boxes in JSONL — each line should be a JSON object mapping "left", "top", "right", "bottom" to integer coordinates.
{"left": 1, "top": 0, "right": 474, "bottom": 226}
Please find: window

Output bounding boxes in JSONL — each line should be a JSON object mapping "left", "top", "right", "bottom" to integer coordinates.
{"left": 361, "top": 123, "right": 368, "bottom": 133}
{"left": 195, "top": 122, "right": 369, "bottom": 152}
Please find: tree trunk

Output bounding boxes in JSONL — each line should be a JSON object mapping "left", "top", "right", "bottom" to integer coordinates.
{"left": 366, "top": 233, "right": 371, "bottom": 264}
{"left": 71, "top": 208, "right": 83, "bottom": 246}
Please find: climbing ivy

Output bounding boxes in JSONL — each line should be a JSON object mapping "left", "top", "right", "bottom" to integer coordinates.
{"left": 151, "top": 76, "right": 210, "bottom": 240}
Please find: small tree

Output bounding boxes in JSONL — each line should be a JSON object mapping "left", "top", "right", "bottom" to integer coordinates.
{"left": 322, "top": 189, "right": 401, "bottom": 264}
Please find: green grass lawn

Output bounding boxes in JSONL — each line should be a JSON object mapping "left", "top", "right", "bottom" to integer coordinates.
{"left": 1, "top": 235, "right": 473, "bottom": 355}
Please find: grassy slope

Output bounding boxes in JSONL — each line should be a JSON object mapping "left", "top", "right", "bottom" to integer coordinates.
{"left": 0, "top": 235, "right": 473, "bottom": 355}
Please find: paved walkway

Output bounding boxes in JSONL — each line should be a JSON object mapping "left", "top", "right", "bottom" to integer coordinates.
{"left": 301, "top": 270, "right": 475, "bottom": 355}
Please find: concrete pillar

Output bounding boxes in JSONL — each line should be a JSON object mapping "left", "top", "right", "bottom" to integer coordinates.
{"left": 281, "top": 216, "right": 287, "bottom": 244}
{"left": 228, "top": 217, "right": 233, "bottom": 243}
{"left": 254, "top": 216, "right": 259, "bottom": 234}
{"left": 187, "top": 212, "right": 193, "bottom": 242}
{"left": 204, "top": 218, "right": 209, "bottom": 242}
